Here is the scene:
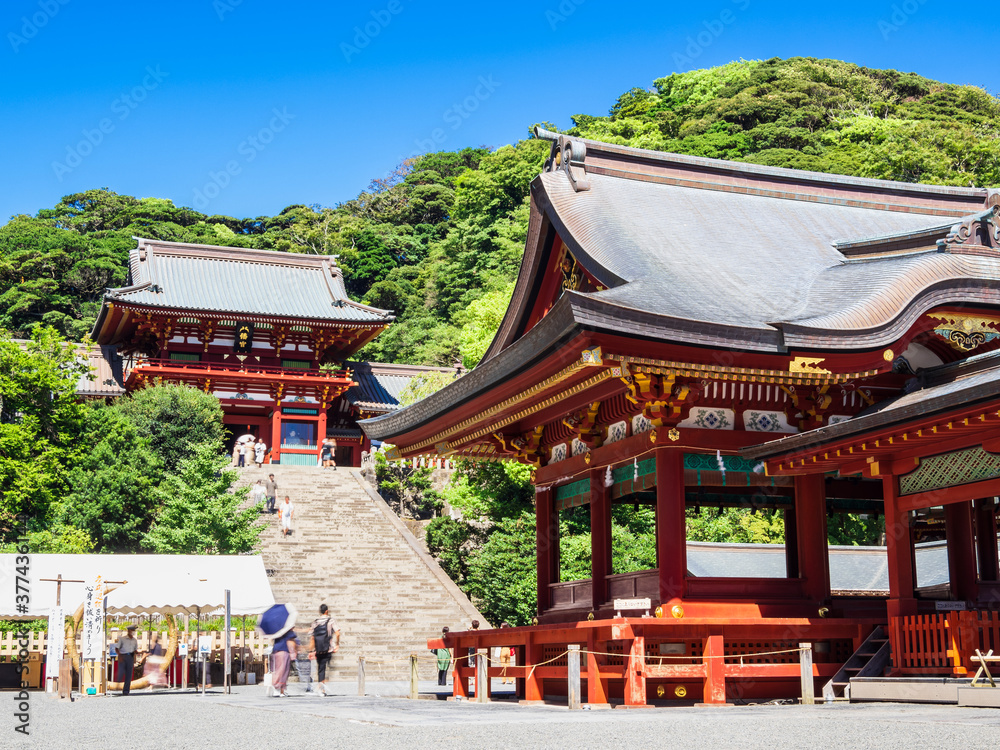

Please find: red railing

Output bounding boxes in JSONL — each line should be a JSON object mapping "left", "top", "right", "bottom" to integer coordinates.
{"left": 131, "top": 360, "right": 352, "bottom": 380}
{"left": 889, "top": 610, "right": 1000, "bottom": 675}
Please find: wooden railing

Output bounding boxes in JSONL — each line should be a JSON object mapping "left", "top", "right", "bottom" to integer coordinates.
{"left": 0, "top": 630, "right": 271, "bottom": 658}
{"left": 889, "top": 610, "right": 1000, "bottom": 675}
{"left": 607, "top": 570, "right": 659, "bottom": 600}
{"left": 550, "top": 580, "right": 592, "bottom": 609}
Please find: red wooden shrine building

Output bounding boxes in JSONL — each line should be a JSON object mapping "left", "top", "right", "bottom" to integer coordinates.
{"left": 363, "top": 128, "right": 1000, "bottom": 704}
{"left": 91, "top": 238, "right": 407, "bottom": 466}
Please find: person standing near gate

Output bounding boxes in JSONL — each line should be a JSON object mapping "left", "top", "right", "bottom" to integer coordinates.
{"left": 264, "top": 473, "right": 278, "bottom": 515}
{"left": 116, "top": 624, "right": 139, "bottom": 695}
{"left": 309, "top": 604, "right": 340, "bottom": 696}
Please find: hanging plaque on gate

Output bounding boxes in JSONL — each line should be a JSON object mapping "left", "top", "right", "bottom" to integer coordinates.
{"left": 234, "top": 322, "right": 254, "bottom": 354}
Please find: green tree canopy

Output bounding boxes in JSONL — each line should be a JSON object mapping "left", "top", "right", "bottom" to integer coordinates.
{"left": 142, "top": 442, "right": 263, "bottom": 554}
{"left": 113, "top": 383, "right": 225, "bottom": 474}
{"left": 0, "top": 327, "right": 87, "bottom": 537}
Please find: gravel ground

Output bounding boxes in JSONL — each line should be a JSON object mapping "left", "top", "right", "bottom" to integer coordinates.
{"left": 11, "top": 682, "right": 1000, "bottom": 749}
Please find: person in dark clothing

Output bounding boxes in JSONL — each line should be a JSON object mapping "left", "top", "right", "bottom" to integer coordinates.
{"left": 116, "top": 624, "right": 139, "bottom": 695}
{"left": 309, "top": 604, "right": 340, "bottom": 697}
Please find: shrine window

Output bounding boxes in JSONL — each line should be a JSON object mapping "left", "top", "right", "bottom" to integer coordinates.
{"left": 169, "top": 352, "right": 200, "bottom": 362}
{"left": 281, "top": 420, "right": 316, "bottom": 448}
{"left": 282, "top": 359, "right": 311, "bottom": 370}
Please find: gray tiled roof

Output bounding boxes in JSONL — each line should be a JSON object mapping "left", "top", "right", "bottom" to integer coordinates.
{"left": 687, "top": 540, "right": 958, "bottom": 591}
{"left": 361, "top": 134, "right": 998, "bottom": 444}
{"left": 103, "top": 238, "right": 392, "bottom": 324}
{"left": 347, "top": 362, "right": 457, "bottom": 413}
{"left": 541, "top": 171, "right": 1000, "bottom": 351}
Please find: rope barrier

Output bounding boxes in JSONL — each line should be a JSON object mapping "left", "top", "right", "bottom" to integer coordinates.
{"left": 353, "top": 645, "right": 811, "bottom": 677}
{"left": 462, "top": 645, "right": 808, "bottom": 669}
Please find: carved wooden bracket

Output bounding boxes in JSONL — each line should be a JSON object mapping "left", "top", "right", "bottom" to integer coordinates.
{"left": 563, "top": 401, "right": 604, "bottom": 448}
{"left": 493, "top": 425, "right": 545, "bottom": 467}
{"left": 781, "top": 385, "right": 833, "bottom": 431}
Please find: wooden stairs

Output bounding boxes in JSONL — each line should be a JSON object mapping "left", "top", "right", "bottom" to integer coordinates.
{"left": 823, "top": 625, "right": 892, "bottom": 702}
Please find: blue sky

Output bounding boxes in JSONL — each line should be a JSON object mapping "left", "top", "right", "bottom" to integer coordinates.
{"left": 1, "top": 0, "right": 997, "bottom": 220}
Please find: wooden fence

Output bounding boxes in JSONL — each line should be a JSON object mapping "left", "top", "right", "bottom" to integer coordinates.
{"left": 890, "top": 610, "right": 1000, "bottom": 676}
{"left": 0, "top": 629, "right": 270, "bottom": 659}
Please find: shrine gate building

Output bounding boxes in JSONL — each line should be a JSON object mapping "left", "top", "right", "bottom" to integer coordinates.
{"left": 362, "top": 128, "right": 1000, "bottom": 704}
{"left": 91, "top": 238, "right": 405, "bottom": 466}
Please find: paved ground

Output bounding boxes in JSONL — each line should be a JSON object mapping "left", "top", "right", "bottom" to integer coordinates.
{"left": 13, "top": 680, "right": 1000, "bottom": 749}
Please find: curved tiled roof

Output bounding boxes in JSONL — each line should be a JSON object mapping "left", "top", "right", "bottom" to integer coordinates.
{"left": 362, "top": 133, "right": 999, "bottom": 445}
{"left": 101, "top": 238, "right": 392, "bottom": 324}
{"left": 538, "top": 167, "right": 998, "bottom": 345}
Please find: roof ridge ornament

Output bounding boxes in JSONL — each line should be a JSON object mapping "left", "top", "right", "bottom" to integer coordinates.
{"left": 535, "top": 126, "right": 590, "bottom": 193}
{"left": 937, "top": 205, "right": 1000, "bottom": 253}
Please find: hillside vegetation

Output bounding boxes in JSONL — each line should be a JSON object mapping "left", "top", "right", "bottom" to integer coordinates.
{"left": 2, "top": 58, "right": 997, "bottom": 369}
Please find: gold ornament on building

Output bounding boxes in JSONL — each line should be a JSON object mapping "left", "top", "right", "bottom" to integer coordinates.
{"left": 657, "top": 685, "right": 666, "bottom": 697}
{"left": 674, "top": 685, "right": 687, "bottom": 698}
{"left": 671, "top": 605, "right": 684, "bottom": 619}
{"left": 927, "top": 313, "right": 1000, "bottom": 352}
{"left": 654, "top": 605, "right": 663, "bottom": 618}
{"left": 883, "top": 349, "right": 894, "bottom": 362}
{"left": 668, "top": 428, "right": 680, "bottom": 442}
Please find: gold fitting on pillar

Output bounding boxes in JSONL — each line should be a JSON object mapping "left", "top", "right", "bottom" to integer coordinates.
{"left": 671, "top": 605, "right": 684, "bottom": 619}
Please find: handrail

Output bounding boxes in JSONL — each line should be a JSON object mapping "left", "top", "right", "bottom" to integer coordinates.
{"left": 133, "top": 360, "right": 352, "bottom": 379}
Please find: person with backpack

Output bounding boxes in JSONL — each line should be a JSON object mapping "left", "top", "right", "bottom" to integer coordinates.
{"left": 309, "top": 604, "right": 340, "bottom": 696}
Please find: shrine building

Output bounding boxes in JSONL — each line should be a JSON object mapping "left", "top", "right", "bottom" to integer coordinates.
{"left": 91, "top": 238, "right": 421, "bottom": 466}
{"left": 361, "top": 128, "right": 1000, "bottom": 704}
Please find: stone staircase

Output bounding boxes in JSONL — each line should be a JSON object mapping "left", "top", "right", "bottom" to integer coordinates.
{"left": 239, "top": 465, "right": 485, "bottom": 681}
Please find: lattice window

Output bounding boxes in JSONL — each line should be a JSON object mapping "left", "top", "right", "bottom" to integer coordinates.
{"left": 899, "top": 445, "right": 1000, "bottom": 495}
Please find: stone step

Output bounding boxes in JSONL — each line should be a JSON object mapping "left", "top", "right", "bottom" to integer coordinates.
{"left": 238, "top": 465, "right": 483, "bottom": 678}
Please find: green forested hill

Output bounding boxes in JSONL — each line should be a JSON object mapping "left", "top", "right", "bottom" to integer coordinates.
{"left": 2, "top": 57, "right": 998, "bottom": 366}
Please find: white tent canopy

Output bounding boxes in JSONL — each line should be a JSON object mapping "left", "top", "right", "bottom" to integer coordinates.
{"left": 106, "top": 574, "right": 225, "bottom": 617}
{"left": 0, "top": 554, "right": 274, "bottom": 618}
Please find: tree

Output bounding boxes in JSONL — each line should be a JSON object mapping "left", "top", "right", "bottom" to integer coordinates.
{"left": 142, "top": 442, "right": 263, "bottom": 554}
{"left": 113, "top": 383, "right": 225, "bottom": 474}
{"left": 59, "top": 407, "right": 164, "bottom": 551}
{"left": 425, "top": 516, "right": 478, "bottom": 585}
{"left": 441, "top": 460, "right": 534, "bottom": 521}
{"left": 0, "top": 327, "right": 87, "bottom": 539}
{"left": 465, "top": 511, "right": 537, "bottom": 626}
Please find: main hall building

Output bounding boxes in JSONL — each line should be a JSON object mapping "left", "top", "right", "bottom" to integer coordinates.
{"left": 362, "top": 128, "right": 1000, "bottom": 705}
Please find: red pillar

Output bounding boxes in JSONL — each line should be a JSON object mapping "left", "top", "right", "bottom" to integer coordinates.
{"left": 270, "top": 406, "right": 282, "bottom": 463}
{"left": 589, "top": 468, "right": 612, "bottom": 611}
{"left": 784, "top": 508, "right": 799, "bottom": 579}
{"left": 451, "top": 644, "right": 468, "bottom": 698}
{"left": 656, "top": 449, "right": 686, "bottom": 605}
{"left": 536, "top": 490, "right": 559, "bottom": 615}
{"left": 586, "top": 629, "right": 608, "bottom": 705}
{"left": 975, "top": 498, "right": 999, "bottom": 582}
{"left": 702, "top": 631, "right": 726, "bottom": 705}
{"left": 945, "top": 501, "right": 978, "bottom": 602}
{"left": 624, "top": 626, "right": 646, "bottom": 706}
{"left": 882, "top": 475, "right": 917, "bottom": 618}
{"left": 794, "top": 474, "right": 830, "bottom": 603}
{"left": 317, "top": 408, "right": 328, "bottom": 465}
{"left": 524, "top": 633, "right": 544, "bottom": 702}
